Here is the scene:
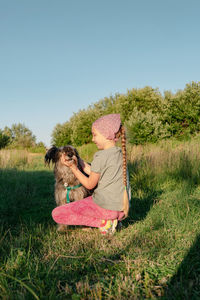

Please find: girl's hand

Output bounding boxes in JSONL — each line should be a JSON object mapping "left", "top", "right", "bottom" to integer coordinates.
{"left": 60, "top": 153, "right": 78, "bottom": 169}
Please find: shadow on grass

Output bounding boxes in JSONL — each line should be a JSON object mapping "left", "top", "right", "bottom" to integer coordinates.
{"left": 0, "top": 160, "right": 163, "bottom": 229}
{"left": 0, "top": 168, "right": 55, "bottom": 229}
{"left": 2, "top": 152, "right": 200, "bottom": 298}
{"left": 162, "top": 234, "right": 200, "bottom": 299}
{"left": 166, "top": 152, "right": 200, "bottom": 195}
{"left": 124, "top": 161, "right": 163, "bottom": 227}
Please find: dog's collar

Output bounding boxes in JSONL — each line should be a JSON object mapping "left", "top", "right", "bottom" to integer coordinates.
{"left": 63, "top": 183, "right": 82, "bottom": 203}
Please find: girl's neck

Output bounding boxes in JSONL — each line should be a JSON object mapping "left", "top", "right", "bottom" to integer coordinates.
{"left": 103, "top": 140, "right": 116, "bottom": 150}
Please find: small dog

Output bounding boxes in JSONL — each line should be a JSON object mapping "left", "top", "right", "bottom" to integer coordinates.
{"left": 45, "top": 145, "right": 92, "bottom": 207}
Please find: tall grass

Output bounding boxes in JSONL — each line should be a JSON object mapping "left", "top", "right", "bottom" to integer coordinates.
{"left": 0, "top": 140, "right": 200, "bottom": 299}
{"left": 0, "top": 149, "right": 44, "bottom": 170}
{"left": 77, "top": 143, "right": 97, "bottom": 162}
{"left": 0, "top": 149, "right": 30, "bottom": 169}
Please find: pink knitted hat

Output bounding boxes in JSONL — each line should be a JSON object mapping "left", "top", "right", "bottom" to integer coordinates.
{"left": 92, "top": 114, "right": 121, "bottom": 141}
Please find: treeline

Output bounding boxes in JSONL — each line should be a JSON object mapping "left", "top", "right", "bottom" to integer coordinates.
{"left": 0, "top": 123, "right": 45, "bottom": 151}
{"left": 52, "top": 81, "right": 200, "bottom": 146}
{"left": 1, "top": 81, "right": 199, "bottom": 150}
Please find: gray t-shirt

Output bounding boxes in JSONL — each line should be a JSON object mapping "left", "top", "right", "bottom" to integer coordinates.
{"left": 91, "top": 146, "right": 124, "bottom": 211}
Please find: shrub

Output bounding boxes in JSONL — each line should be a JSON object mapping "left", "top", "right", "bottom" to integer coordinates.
{"left": 51, "top": 82, "right": 200, "bottom": 146}
{"left": 0, "top": 131, "right": 10, "bottom": 149}
{"left": 28, "top": 142, "right": 46, "bottom": 153}
{"left": 116, "top": 86, "right": 163, "bottom": 123}
{"left": 70, "top": 109, "right": 97, "bottom": 146}
{"left": 51, "top": 121, "right": 73, "bottom": 147}
{"left": 126, "top": 108, "right": 170, "bottom": 145}
{"left": 161, "top": 82, "right": 200, "bottom": 138}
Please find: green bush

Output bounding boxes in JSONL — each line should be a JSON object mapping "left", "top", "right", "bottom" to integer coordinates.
{"left": 28, "top": 142, "right": 46, "bottom": 154}
{"left": 51, "top": 122, "right": 72, "bottom": 147}
{"left": 126, "top": 108, "right": 170, "bottom": 145}
{"left": 51, "top": 82, "right": 200, "bottom": 147}
{"left": 51, "top": 96, "right": 118, "bottom": 147}
{"left": 0, "top": 131, "right": 10, "bottom": 149}
{"left": 115, "top": 86, "right": 162, "bottom": 122}
{"left": 70, "top": 109, "right": 97, "bottom": 146}
{"left": 77, "top": 143, "right": 97, "bottom": 162}
{"left": 161, "top": 82, "right": 200, "bottom": 138}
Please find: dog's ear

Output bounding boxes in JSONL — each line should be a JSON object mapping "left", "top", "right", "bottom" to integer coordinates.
{"left": 44, "top": 146, "right": 59, "bottom": 165}
{"left": 73, "top": 147, "right": 80, "bottom": 159}
{"left": 73, "top": 147, "right": 84, "bottom": 171}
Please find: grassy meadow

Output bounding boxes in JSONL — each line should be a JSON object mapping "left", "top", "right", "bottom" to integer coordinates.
{"left": 0, "top": 139, "right": 200, "bottom": 299}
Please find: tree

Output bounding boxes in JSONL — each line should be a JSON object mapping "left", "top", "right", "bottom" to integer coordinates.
{"left": 51, "top": 122, "right": 73, "bottom": 147}
{"left": 50, "top": 81, "right": 200, "bottom": 146}
{"left": 2, "top": 126, "right": 13, "bottom": 140}
{"left": 0, "top": 130, "right": 10, "bottom": 149}
{"left": 91, "top": 94, "right": 118, "bottom": 115}
{"left": 115, "top": 86, "right": 162, "bottom": 123}
{"left": 161, "top": 81, "right": 200, "bottom": 138}
{"left": 4, "top": 123, "right": 36, "bottom": 148}
{"left": 70, "top": 109, "right": 97, "bottom": 146}
{"left": 125, "top": 108, "right": 170, "bottom": 145}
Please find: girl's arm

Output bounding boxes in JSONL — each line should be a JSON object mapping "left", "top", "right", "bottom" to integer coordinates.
{"left": 79, "top": 159, "right": 91, "bottom": 175}
{"left": 61, "top": 154, "right": 99, "bottom": 190}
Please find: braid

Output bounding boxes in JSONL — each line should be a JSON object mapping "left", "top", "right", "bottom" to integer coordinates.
{"left": 116, "top": 125, "right": 129, "bottom": 218}
{"left": 121, "top": 126, "right": 127, "bottom": 187}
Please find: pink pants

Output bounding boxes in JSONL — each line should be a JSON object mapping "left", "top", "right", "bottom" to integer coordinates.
{"left": 52, "top": 196, "right": 124, "bottom": 228}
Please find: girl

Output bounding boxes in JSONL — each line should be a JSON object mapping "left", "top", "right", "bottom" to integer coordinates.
{"left": 52, "top": 114, "right": 129, "bottom": 235}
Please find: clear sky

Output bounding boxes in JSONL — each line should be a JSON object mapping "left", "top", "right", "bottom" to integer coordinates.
{"left": 0, "top": 0, "right": 199, "bottom": 147}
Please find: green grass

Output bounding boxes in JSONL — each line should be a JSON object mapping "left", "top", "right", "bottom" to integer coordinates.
{"left": 0, "top": 141, "right": 200, "bottom": 299}
{"left": 77, "top": 143, "right": 98, "bottom": 162}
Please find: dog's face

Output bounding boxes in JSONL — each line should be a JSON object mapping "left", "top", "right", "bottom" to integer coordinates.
{"left": 59, "top": 146, "right": 79, "bottom": 165}
{"left": 45, "top": 145, "right": 80, "bottom": 167}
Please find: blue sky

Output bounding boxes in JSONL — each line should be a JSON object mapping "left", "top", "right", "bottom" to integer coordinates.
{"left": 0, "top": 0, "right": 199, "bottom": 147}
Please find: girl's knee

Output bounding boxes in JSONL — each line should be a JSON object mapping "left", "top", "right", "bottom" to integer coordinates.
{"left": 52, "top": 206, "right": 61, "bottom": 221}
{"left": 52, "top": 204, "right": 70, "bottom": 223}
